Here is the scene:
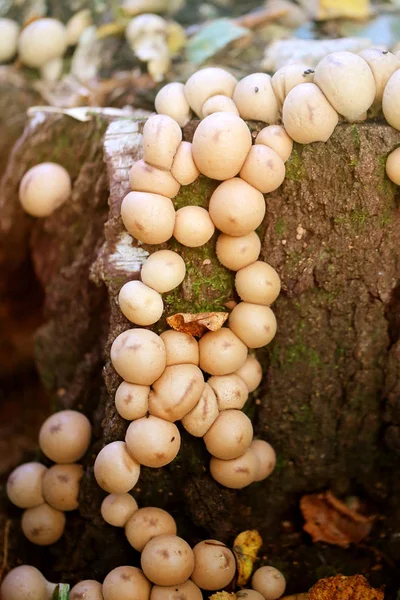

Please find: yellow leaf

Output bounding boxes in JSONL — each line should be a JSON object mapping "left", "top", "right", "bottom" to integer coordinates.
{"left": 210, "top": 593, "right": 236, "bottom": 600}
{"left": 233, "top": 530, "right": 263, "bottom": 587}
{"left": 317, "top": 0, "right": 371, "bottom": 20}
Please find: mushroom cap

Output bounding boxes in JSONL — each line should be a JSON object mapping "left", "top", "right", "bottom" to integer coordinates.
{"left": 202, "top": 95, "right": 239, "bottom": 117}
{"left": 101, "top": 493, "right": 139, "bottom": 527}
{"left": 42, "top": 463, "right": 83, "bottom": 511}
{"left": 115, "top": 381, "right": 150, "bottom": 421}
{"left": 121, "top": 191, "right": 175, "bottom": 245}
{"left": 65, "top": 9, "right": 92, "bottom": 46}
{"left": 18, "top": 18, "right": 67, "bottom": 68}
{"left": 204, "top": 409, "right": 253, "bottom": 459}
{"left": 129, "top": 159, "right": 180, "bottom": 198}
{"left": 21, "top": 503, "right": 66, "bottom": 545}
{"left": 251, "top": 439, "right": 276, "bottom": 482}
{"left": 255, "top": 125, "right": 293, "bottom": 162}
{"left": 358, "top": 48, "right": 400, "bottom": 104}
{"left": 0, "top": 565, "right": 55, "bottom": 600}
{"left": 39, "top": 410, "right": 91, "bottom": 463}
{"left": 208, "top": 374, "right": 248, "bottom": 411}
{"left": 184, "top": 67, "right": 237, "bottom": 117}
{"left": 233, "top": 73, "right": 279, "bottom": 124}
{"left": 383, "top": 69, "right": 400, "bottom": 130}
{"left": 125, "top": 416, "right": 181, "bottom": 467}
{"left": 209, "top": 178, "right": 265, "bottom": 236}
{"left": 210, "top": 447, "right": 258, "bottom": 489}
{"left": 6, "top": 462, "right": 47, "bottom": 509}
{"left": 386, "top": 147, "right": 400, "bottom": 185}
{"left": 229, "top": 302, "right": 277, "bottom": 348}
{"left": 251, "top": 566, "right": 286, "bottom": 600}
{"left": 173, "top": 206, "right": 215, "bottom": 247}
{"left": 160, "top": 330, "right": 199, "bottom": 366}
{"left": 282, "top": 83, "right": 339, "bottom": 144}
{"left": 181, "top": 382, "right": 219, "bottom": 437}
{"left": 70, "top": 580, "right": 103, "bottom": 600}
{"left": 94, "top": 441, "right": 140, "bottom": 494}
{"left": 313, "top": 51, "right": 376, "bottom": 121}
{"left": 118, "top": 280, "right": 164, "bottom": 326}
{"left": 199, "top": 328, "right": 248, "bottom": 375}
{"left": 149, "top": 364, "right": 205, "bottom": 421}
{"left": 141, "top": 249, "right": 186, "bottom": 293}
{"left": 143, "top": 114, "right": 182, "bottom": 170}
{"left": 125, "top": 506, "right": 177, "bottom": 551}
{"left": 191, "top": 540, "right": 236, "bottom": 590}
{"left": 235, "top": 261, "right": 281, "bottom": 305}
{"left": 239, "top": 145, "right": 285, "bottom": 194}
{"left": 0, "top": 19, "right": 19, "bottom": 62}
{"left": 155, "top": 82, "right": 191, "bottom": 127}
{"left": 19, "top": 162, "right": 71, "bottom": 218}
{"left": 216, "top": 232, "right": 261, "bottom": 271}
{"left": 150, "top": 580, "right": 203, "bottom": 600}
{"left": 110, "top": 328, "right": 166, "bottom": 385}
{"left": 271, "top": 63, "right": 314, "bottom": 109}
{"left": 102, "top": 566, "right": 151, "bottom": 600}
{"left": 237, "top": 590, "right": 265, "bottom": 600}
{"left": 192, "top": 113, "right": 252, "bottom": 180}
{"left": 141, "top": 534, "right": 195, "bottom": 586}
{"left": 171, "top": 141, "right": 200, "bottom": 186}
{"left": 235, "top": 355, "right": 262, "bottom": 392}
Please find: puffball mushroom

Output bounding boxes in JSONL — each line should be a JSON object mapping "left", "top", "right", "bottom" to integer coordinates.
{"left": 6, "top": 462, "right": 47, "bottom": 509}
{"left": 141, "top": 534, "right": 195, "bottom": 586}
{"left": 101, "top": 493, "right": 139, "bottom": 527}
{"left": 271, "top": 63, "right": 314, "bottom": 109}
{"left": 149, "top": 364, "right": 205, "bottom": 421}
{"left": 118, "top": 280, "right": 164, "bottom": 326}
{"left": 65, "top": 9, "right": 93, "bottom": 46}
{"left": 141, "top": 249, "right": 186, "bottom": 293}
{"left": 70, "top": 580, "right": 103, "bottom": 600}
{"left": 150, "top": 580, "right": 203, "bottom": 600}
{"left": 383, "top": 69, "right": 400, "bottom": 130}
{"left": 18, "top": 18, "right": 67, "bottom": 69}
{"left": 94, "top": 441, "right": 140, "bottom": 494}
{"left": 192, "top": 113, "right": 252, "bottom": 180}
{"left": 386, "top": 147, "right": 400, "bottom": 185}
{"left": 237, "top": 591, "right": 264, "bottom": 600}
{"left": 42, "top": 463, "right": 83, "bottom": 511}
{"left": 313, "top": 51, "right": 376, "bottom": 121}
{"left": 160, "top": 330, "right": 199, "bottom": 366}
{"left": 208, "top": 374, "right": 248, "bottom": 411}
{"left": 235, "top": 355, "right": 263, "bottom": 392}
{"left": 199, "top": 328, "right": 248, "bottom": 376}
{"left": 102, "top": 566, "right": 151, "bottom": 600}
{"left": 209, "top": 178, "right": 265, "bottom": 237}
{"left": 110, "top": 328, "right": 166, "bottom": 385}
{"left": 358, "top": 48, "right": 400, "bottom": 104}
{"left": 282, "top": 83, "right": 339, "bottom": 144}
{"left": 252, "top": 566, "right": 286, "bottom": 600}
{"left": 0, "top": 565, "right": 56, "bottom": 600}
{"left": 239, "top": 145, "right": 285, "bottom": 194}
{"left": 203, "top": 409, "right": 253, "bottom": 459}
{"left": 129, "top": 160, "right": 180, "bottom": 197}
{"left": 115, "top": 381, "right": 150, "bottom": 421}
{"left": 251, "top": 439, "right": 276, "bottom": 482}
{"left": 173, "top": 206, "right": 215, "bottom": 247}
{"left": 0, "top": 19, "right": 19, "bottom": 63}
{"left": 125, "top": 416, "right": 181, "bottom": 467}
{"left": 125, "top": 506, "right": 177, "bottom": 551}
{"left": 181, "top": 383, "right": 219, "bottom": 437}
{"left": 121, "top": 191, "right": 175, "bottom": 245}
{"left": 39, "top": 410, "right": 91, "bottom": 463}
{"left": 229, "top": 302, "right": 277, "bottom": 348}
{"left": 210, "top": 447, "right": 258, "bottom": 489}
{"left": 202, "top": 95, "right": 239, "bottom": 117}
{"left": 232, "top": 73, "right": 279, "bottom": 124}
{"left": 155, "top": 82, "right": 191, "bottom": 127}
{"left": 255, "top": 125, "right": 293, "bottom": 163}
{"left": 216, "top": 232, "right": 261, "bottom": 271}
{"left": 19, "top": 162, "right": 71, "bottom": 218}
{"left": 171, "top": 142, "right": 200, "bottom": 185}
{"left": 184, "top": 67, "right": 237, "bottom": 118}
{"left": 143, "top": 114, "right": 182, "bottom": 170}
{"left": 21, "top": 503, "right": 66, "bottom": 545}
{"left": 235, "top": 261, "right": 281, "bottom": 305}
{"left": 191, "top": 540, "right": 236, "bottom": 590}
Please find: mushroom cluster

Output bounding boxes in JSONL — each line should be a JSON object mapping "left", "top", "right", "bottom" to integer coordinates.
{"left": 6, "top": 410, "right": 91, "bottom": 545}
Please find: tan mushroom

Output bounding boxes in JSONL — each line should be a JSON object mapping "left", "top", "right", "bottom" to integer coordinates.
{"left": 149, "top": 364, "right": 205, "bottom": 421}
{"left": 359, "top": 48, "right": 400, "bottom": 105}
{"left": 101, "top": 493, "right": 139, "bottom": 527}
{"left": 235, "top": 261, "right": 281, "bottom": 305}
{"left": 125, "top": 416, "right": 181, "bottom": 467}
{"left": 252, "top": 566, "right": 286, "bottom": 600}
{"left": 39, "top": 410, "right": 91, "bottom": 463}
{"left": 173, "top": 206, "right": 215, "bottom": 247}
{"left": 102, "top": 566, "right": 151, "bottom": 600}
{"left": 110, "top": 328, "right": 166, "bottom": 385}
{"left": 129, "top": 160, "right": 180, "bottom": 197}
{"left": 121, "top": 191, "right": 175, "bottom": 245}
{"left": 65, "top": 9, "right": 92, "bottom": 46}
{"left": 208, "top": 374, "right": 248, "bottom": 410}
{"left": 18, "top": 18, "right": 67, "bottom": 70}
{"left": 150, "top": 580, "right": 202, "bottom": 600}
{"left": 171, "top": 141, "right": 200, "bottom": 185}
{"left": 204, "top": 409, "right": 253, "bottom": 459}
{"left": 271, "top": 63, "right": 314, "bottom": 109}
{"left": 199, "top": 328, "right": 248, "bottom": 375}
{"left": 386, "top": 147, "right": 400, "bottom": 184}
{"left": 210, "top": 448, "right": 258, "bottom": 489}
{"left": 255, "top": 125, "right": 293, "bottom": 162}
{"left": 233, "top": 73, "right": 278, "bottom": 124}
{"left": 70, "top": 580, "right": 103, "bottom": 600}
{"left": 216, "top": 232, "right": 261, "bottom": 271}
{"left": 209, "top": 178, "right": 265, "bottom": 236}
{"left": 191, "top": 540, "right": 236, "bottom": 590}
{"left": 141, "top": 249, "right": 186, "bottom": 293}
{"left": 155, "top": 82, "right": 191, "bottom": 127}
{"left": 0, "top": 565, "right": 56, "bottom": 600}
{"left": 251, "top": 439, "right": 276, "bottom": 482}
{"left": 383, "top": 69, "right": 400, "bottom": 130}
{"left": 239, "top": 145, "right": 285, "bottom": 194}
{"left": 125, "top": 506, "right": 177, "bottom": 551}
{"left": 94, "top": 441, "right": 140, "bottom": 494}
{"left": 143, "top": 114, "right": 182, "bottom": 170}
{"left": 181, "top": 383, "right": 219, "bottom": 437}
{"left": 235, "top": 355, "right": 262, "bottom": 392}
{"left": 229, "top": 302, "right": 277, "bottom": 348}
{"left": 19, "top": 163, "right": 71, "bottom": 218}
{"left": 141, "top": 534, "right": 195, "bottom": 586}
{"left": 115, "top": 381, "right": 150, "bottom": 421}
{"left": 118, "top": 280, "right": 164, "bottom": 326}
{"left": 236, "top": 590, "right": 264, "bottom": 600}
{"left": 21, "top": 503, "right": 66, "bottom": 545}
{"left": 42, "top": 463, "right": 83, "bottom": 511}
{"left": 160, "top": 330, "right": 199, "bottom": 366}
{"left": 202, "top": 95, "right": 239, "bottom": 117}
{"left": 6, "top": 462, "right": 47, "bottom": 509}
{"left": 0, "top": 19, "right": 20, "bottom": 63}
{"left": 184, "top": 67, "right": 237, "bottom": 118}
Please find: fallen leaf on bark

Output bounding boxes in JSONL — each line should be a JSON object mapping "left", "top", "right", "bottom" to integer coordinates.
{"left": 308, "top": 574, "right": 384, "bottom": 600}
{"left": 166, "top": 312, "right": 228, "bottom": 336}
{"left": 233, "top": 529, "right": 263, "bottom": 586}
{"left": 209, "top": 593, "right": 236, "bottom": 600}
{"left": 300, "top": 490, "right": 374, "bottom": 548}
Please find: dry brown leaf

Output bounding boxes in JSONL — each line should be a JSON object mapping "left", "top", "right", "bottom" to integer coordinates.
{"left": 233, "top": 529, "right": 263, "bottom": 586}
{"left": 166, "top": 312, "right": 228, "bottom": 337}
{"left": 300, "top": 490, "right": 374, "bottom": 548}
{"left": 308, "top": 574, "right": 384, "bottom": 600}
{"left": 209, "top": 593, "right": 236, "bottom": 600}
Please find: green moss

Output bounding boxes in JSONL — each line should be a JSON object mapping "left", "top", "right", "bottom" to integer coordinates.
{"left": 351, "top": 123, "right": 360, "bottom": 148}
{"left": 274, "top": 217, "right": 286, "bottom": 237}
{"left": 285, "top": 342, "right": 321, "bottom": 368}
{"left": 285, "top": 148, "right": 305, "bottom": 182}
{"left": 173, "top": 175, "right": 217, "bottom": 210}
{"left": 334, "top": 208, "right": 369, "bottom": 231}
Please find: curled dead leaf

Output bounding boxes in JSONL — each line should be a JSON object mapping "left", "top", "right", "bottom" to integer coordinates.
{"left": 209, "top": 593, "right": 236, "bottom": 600}
{"left": 300, "top": 491, "right": 374, "bottom": 548}
{"left": 308, "top": 574, "right": 384, "bottom": 600}
{"left": 233, "top": 529, "right": 263, "bottom": 587}
{"left": 166, "top": 312, "right": 228, "bottom": 337}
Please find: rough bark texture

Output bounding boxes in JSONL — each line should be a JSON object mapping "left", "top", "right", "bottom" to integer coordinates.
{"left": 1, "top": 109, "right": 400, "bottom": 597}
